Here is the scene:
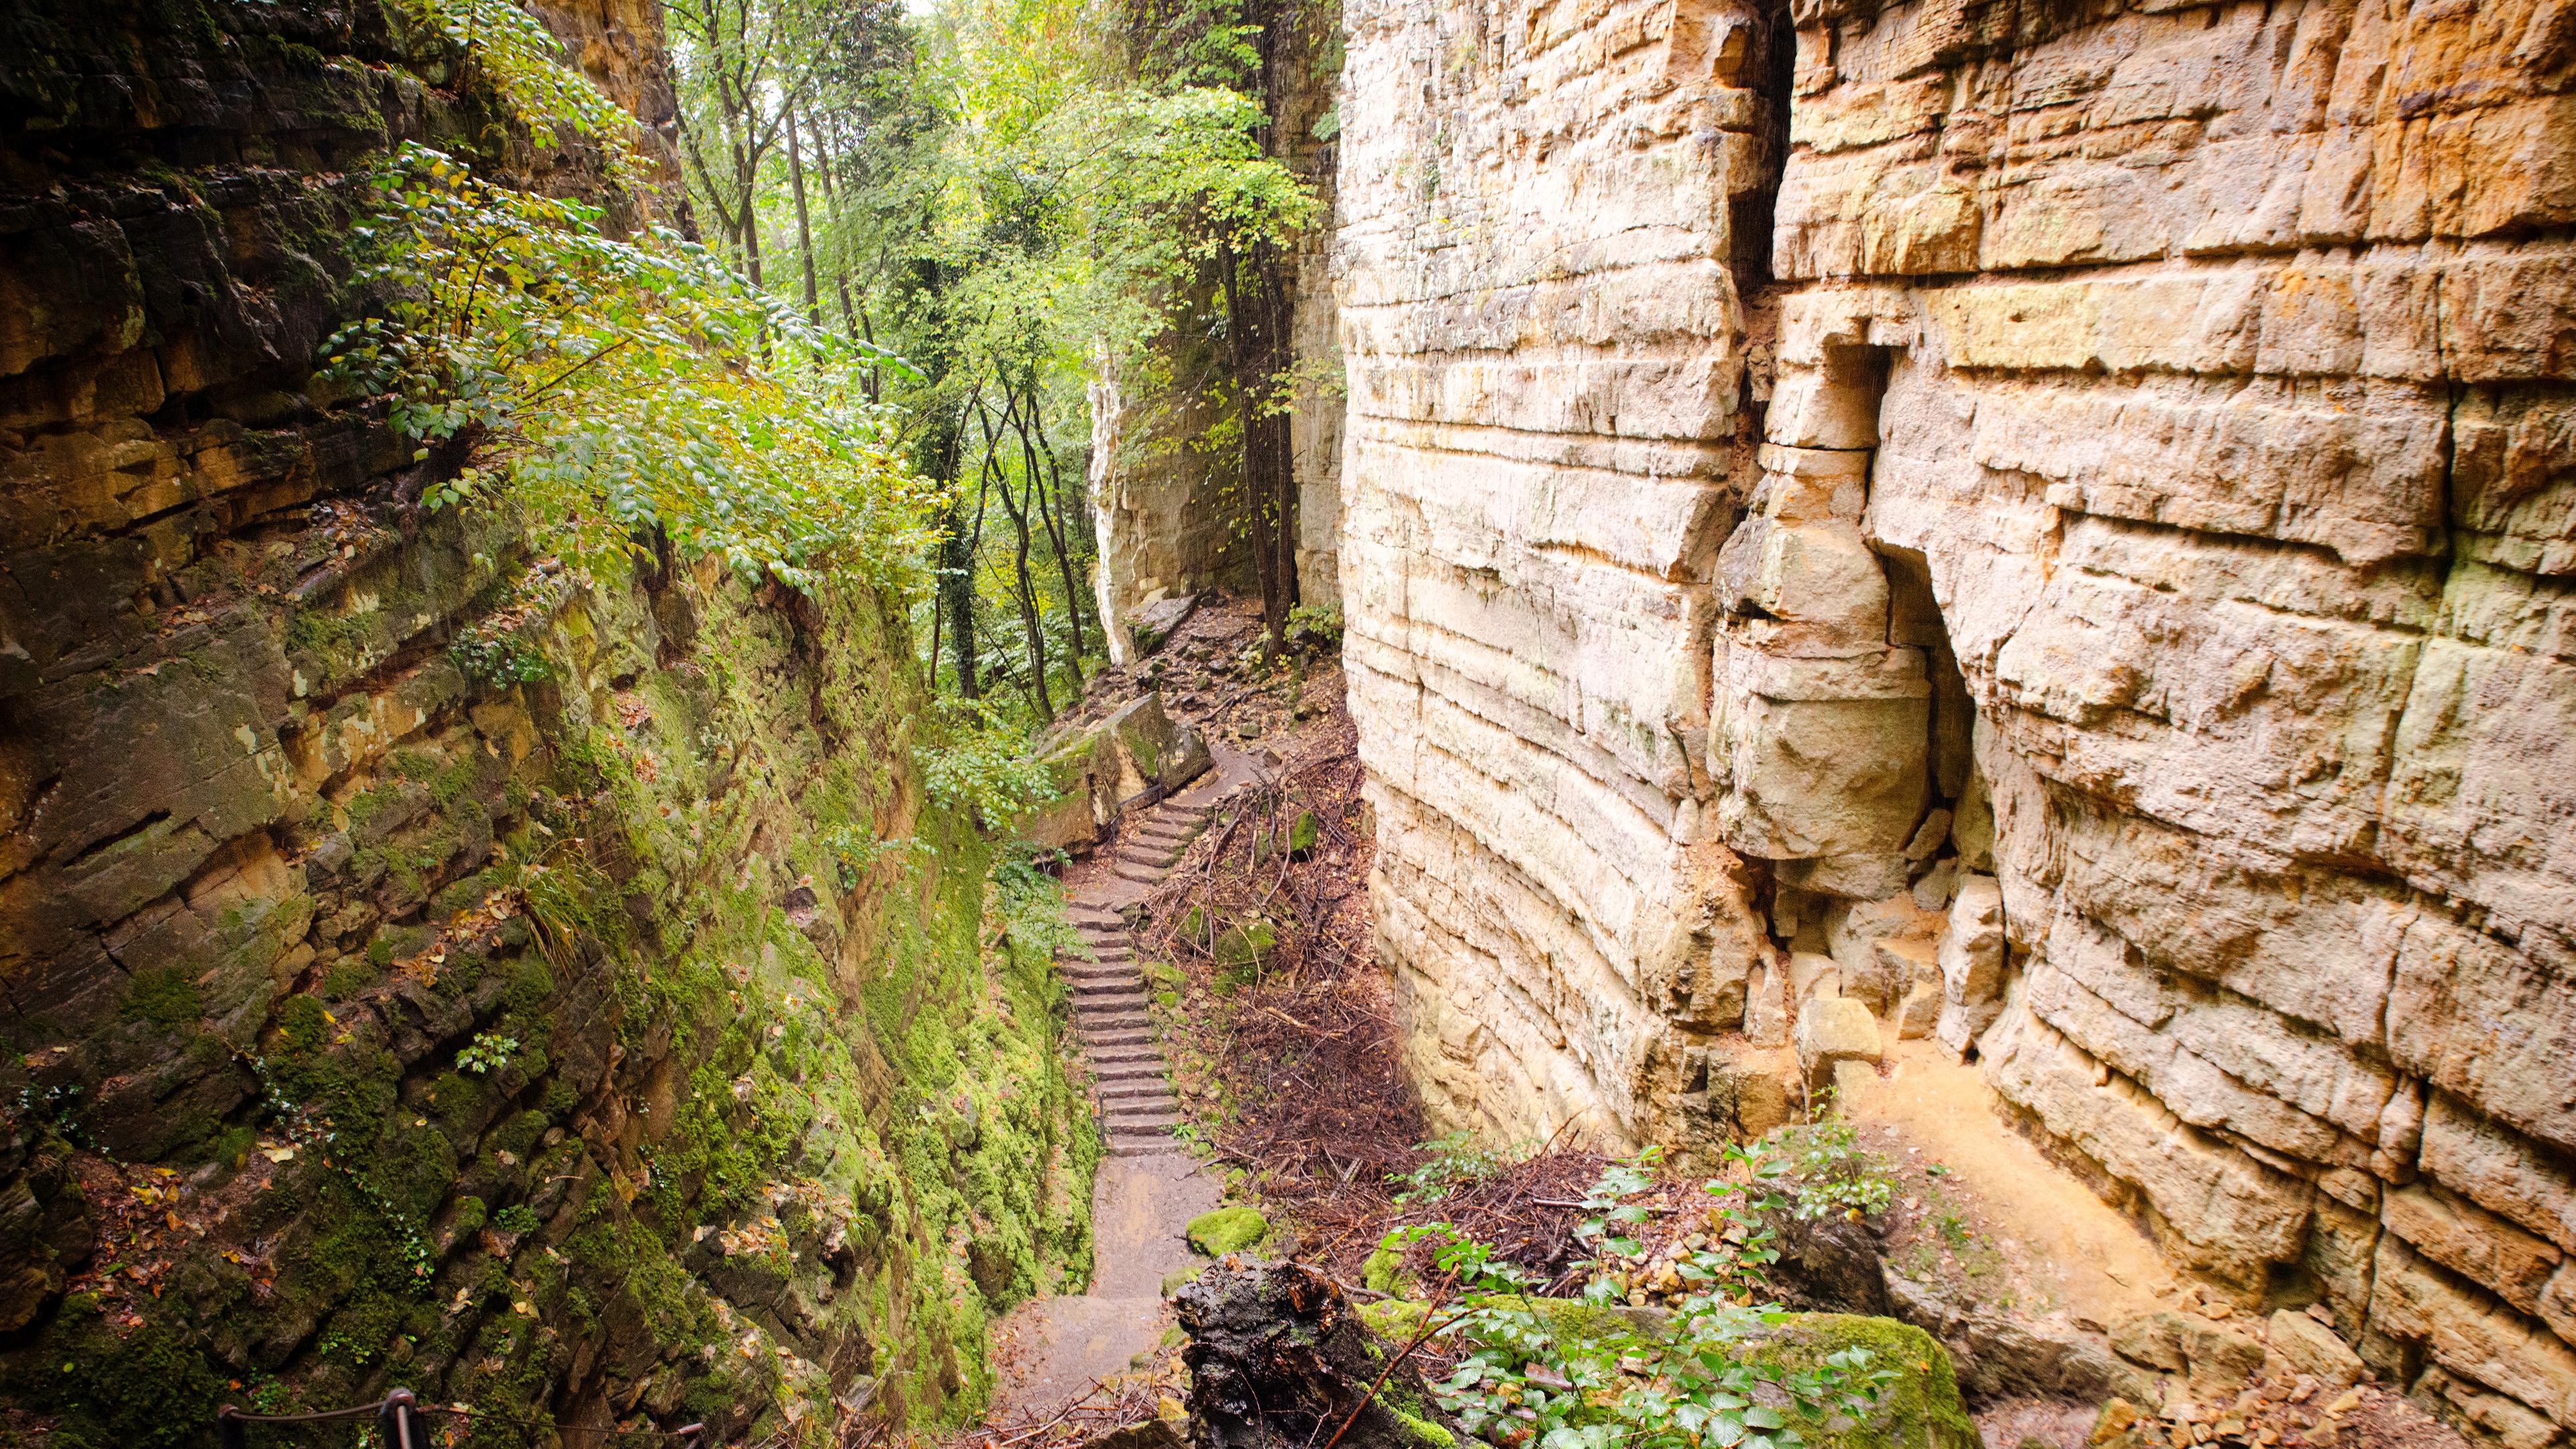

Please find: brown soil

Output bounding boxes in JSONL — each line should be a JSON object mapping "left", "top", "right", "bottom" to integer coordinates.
{"left": 1843, "top": 1041, "right": 2175, "bottom": 1332}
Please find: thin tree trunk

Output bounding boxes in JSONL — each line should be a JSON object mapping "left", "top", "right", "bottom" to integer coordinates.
{"left": 1006, "top": 378, "right": 1087, "bottom": 688}
{"left": 1220, "top": 248, "right": 1295, "bottom": 659}
{"left": 785, "top": 102, "right": 822, "bottom": 327}
{"left": 733, "top": 138, "right": 764, "bottom": 286}
{"left": 977, "top": 395, "right": 1053, "bottom": 721}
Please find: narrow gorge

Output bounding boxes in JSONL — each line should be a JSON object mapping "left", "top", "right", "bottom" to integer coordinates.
{"left": 1, "top": 0, "right": 2571, "bottom": 1444}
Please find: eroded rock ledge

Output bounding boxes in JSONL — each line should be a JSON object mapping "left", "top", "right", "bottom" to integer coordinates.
{"left": 1335, "top": 0, "right": 2576, "bottom": 1440}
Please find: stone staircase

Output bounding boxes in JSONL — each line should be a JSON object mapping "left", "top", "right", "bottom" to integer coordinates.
{"left": 1063, "top": 794, "right": 1219, "bottom": 1157}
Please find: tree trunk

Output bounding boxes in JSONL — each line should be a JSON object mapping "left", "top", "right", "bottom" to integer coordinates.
{"left": 784, "top": 102, "right": 822, "bottom": 327}
{"left": 1006, "top": 378, "right": 1087, "bottom": 688}
{"left": 977, "top": 396, "right": 1054, "bottom": 721}
{"left": 1220, "top": 246, "right": 1297, "bottom": 661}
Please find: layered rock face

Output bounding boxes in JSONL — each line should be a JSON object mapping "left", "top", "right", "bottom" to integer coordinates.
{"left": 1340, "top": 0, "right": 2576, "bottom": 1437}
{"left": 1338, "top": 0, "right": 1784, "bottom": 1142}
{"left": 0, "top": 3, "right": 1087, "bottom": 1441}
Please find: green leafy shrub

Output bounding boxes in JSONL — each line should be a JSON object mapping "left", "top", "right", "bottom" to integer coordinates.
{"left": 1390, "top": 1130, "right": 1536, "bottom": 1208}
{"left": 1389, "top": 1157, "right": 1904, "bottom": 1449}
{"left": 321, "top": 142, "right": 934, "bottom": 594}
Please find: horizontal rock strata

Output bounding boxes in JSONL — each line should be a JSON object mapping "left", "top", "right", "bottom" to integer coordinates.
{"left": 1337, "top": 0, "right": 2576, "bottom": 1438}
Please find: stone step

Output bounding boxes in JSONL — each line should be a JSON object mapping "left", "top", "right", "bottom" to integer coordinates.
{"left": 1066, "top": 977, "right": 1144, "bottom": 995}
{"left": 1107, "top": 1142, "right": 1183, "bottom": 1158}
{"left": 1099, "top": 1083, "right": 1179, "bottom": 1106}
{"left": 1089, "top": 1048, "right": 1165, "bottom": 1067}
{"left": 1079, "top": 1018, "right": 1153, "bottom": 1037}
{"left": 1104, "top": 1110, "right": 1184, "bottom": 1130}
{"left": 1111, "top": 863, "right": 1165, "bottom": 886}
{"left": 1085, "top": 1030, "right": 1156, "bottom": 1049}
{"left": 1118, "top": 844, "right": 1185, "bottom": 867}
{"left": 1094, "top": 1064, "right": 1167, "bottom": 1084}
{"left": 1074, "top": 996, "right": 1150, "bottom": 1014}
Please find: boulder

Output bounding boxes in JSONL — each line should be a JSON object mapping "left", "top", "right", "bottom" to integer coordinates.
{"left": 1127, "top": 593, "right": 1201, "bottom": 656}
{"left": 2266, "top": 1308, "right": 2365, "bottom": 1390}
{"left": 1935, "top": 875, "right": 2006, "bottom": 1053}
{"left": 1748, "top": 958, "right": 1793, "bottom": 1048}
{"left": 1187, "top": 1205, "right": 1270, "bottom": 1256}
{"left": 1360, "top": 1295, "right": 1982, "bottom": 1449}
{"left": 1796, "top": 996, "right": 1884, "bottom": 1096}
{"left": 1016, "top": 690, "right": 1212, "bottom": 853}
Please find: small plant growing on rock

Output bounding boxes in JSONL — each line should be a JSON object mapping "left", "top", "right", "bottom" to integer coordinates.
{"left": 456, "top": 1030, "right": 521, "bottom": 1076}
{"left": 1774, "top": 1120, "right": 1895, "bottom": 1222}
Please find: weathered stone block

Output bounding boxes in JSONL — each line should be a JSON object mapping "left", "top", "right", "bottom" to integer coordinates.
{"left": 1795, "top": 994, "right": 1882, "bottom": 1095}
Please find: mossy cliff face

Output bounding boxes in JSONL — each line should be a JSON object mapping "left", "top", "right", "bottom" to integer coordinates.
{"left": 0, "top": 2, "right": 1093, "bottom": 1444}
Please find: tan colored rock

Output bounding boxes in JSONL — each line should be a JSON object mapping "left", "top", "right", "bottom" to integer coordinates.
{"left": 1332, "top": 0, "right": 2576, "bottom": 1428}
{"left": 1795, "top": 995, "right": 1882, "bottom": 1096}
{"left": 2111, "top": 1310, "right": 2266, "bottom": 1399}
{"left": 2265, "top": 1309, "right": 2365, "bottom": 1391}
{"left": 2385, "top": 1183, "right": 2567, "bottom": 1317}
{"left": 2367, "top": 1238, "right": 2576, "bottom": 1428}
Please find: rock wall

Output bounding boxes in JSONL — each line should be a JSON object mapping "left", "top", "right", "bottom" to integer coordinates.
{"left": 0, "top": 3, "right": 1090, "bottom": 1443}
{"left": 1338, "top": 0, "right": 2576, "bottom": 1437}
{"left": 1089, "top": 314, "right": 1246, "bottom": 663}
{"left": 1337, "top": 0, "right": 1784, "bottom": 1143}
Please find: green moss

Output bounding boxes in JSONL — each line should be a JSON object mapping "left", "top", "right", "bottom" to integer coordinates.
{"left": 1364, "top": 1238, "right": 1409, "bottom": 1297}
{"left": 276, "top": 994, "right": 328, "bottom": 1053}
{"left": 1187, "top": 1205, "right": 1269, "bottom": 1256}
{"left": 1357, "top": 1299, "right": 1980, "bottom": 1449}
{"left": 1391, "top": 1407, "right": 1458, "bottom": 1448}
{"left": 0, "top": 1294, "right": 229, "bottom": 1449}
{"left": 120, "top": 965, "right": 201, "bottom": 1028}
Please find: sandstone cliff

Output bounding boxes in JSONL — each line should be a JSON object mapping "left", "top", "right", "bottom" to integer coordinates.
{"left": 1336, "top": 0, "right": 2576, "bottom": 1440}
{"left": 0, "top": 2, "right": 1089, "bottom": 1442}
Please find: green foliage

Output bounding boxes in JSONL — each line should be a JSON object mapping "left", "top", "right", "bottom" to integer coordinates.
{"left": 322, "top": 142, "right": 936, "bottom": 593}
{"left": 1771, "top": 1121, "right": 1896, "bottom": 1222}
{"left": 449, "top": 629, "right": 553, "bottom": 686}
{"left": 456, "top": 1030, "right": 521, "bottom": 1075}
{"left": 1287, "top": 601, "right": 1344, "bottom": 647}
{"left": 920, "top": 698, "right": 1060, "bottom": 824}
{"left": 396, "top": 0, "right": 648, "bottom": 176}
{"left": 1391, "top": 1157, "right": 1900, "bottom": 1449}
{"left": 1391, "top": 1130, "right": 1535, "bottom": 1208}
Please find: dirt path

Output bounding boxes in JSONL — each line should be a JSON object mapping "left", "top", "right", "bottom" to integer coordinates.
{"left": 986, "top": 739, "right": 1264, "bottom": 1415}
{"left": 1842, "top": 1040, "right": 2175, "bottom": 1330}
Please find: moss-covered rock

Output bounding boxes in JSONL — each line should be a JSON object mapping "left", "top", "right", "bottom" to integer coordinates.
{"left": 1354, "top": 1297, "right": 1981, "bottom": 1449}
{"left": 1188, "top": 1205, "right": 1271, "bottom": 1256}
